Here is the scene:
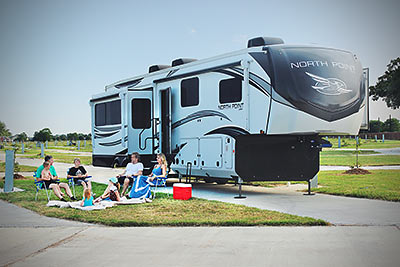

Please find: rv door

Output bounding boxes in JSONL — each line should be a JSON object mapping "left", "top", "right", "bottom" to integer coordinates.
{"left": 127, "top": 90, "right": 153, "bottom": 155}
{"left": 160, "top": 88, "right": 171, "bottom": 155}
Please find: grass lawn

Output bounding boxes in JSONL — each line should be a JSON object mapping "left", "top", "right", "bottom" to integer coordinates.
{"left": 320, "top": 154, "right": 400, "bottom": 166}
{"left": 312, "top": 170, "right": 400, "bottom": 201}
{"left": 326, "top": 138, "right": 400, "bottom": 149}
{"left": 20, "top": 152, "right": 92, "bottom": 165}
{"left": 0, "top": 162, "right": 37, "bottom": 172}
{"left": 0, "top": 178, "right": 327, "bottom": 227}
{"left": 321, "top": 149, "right": 380, "bottom": 155}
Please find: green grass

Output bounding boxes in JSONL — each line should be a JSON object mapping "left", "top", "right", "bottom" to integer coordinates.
{"left": 0, "top": 162, "right": 37, "bottom": 172}
{"left": 0, "top": 178, "right": 327, "bottom": 226}
{"left": 321, "top": 149, "right": 380, "bottom": 155}
{"left": 320, "top": 154, "right": 400, "bottom": 166}
{"left": 21, "top": 152, "right": 92, "bottom": 165}
{"left": 312, "top": 170, "right": 400, "bottom": 201}
{"left": 326, "top": 138, "right": 400, "bottom": 149}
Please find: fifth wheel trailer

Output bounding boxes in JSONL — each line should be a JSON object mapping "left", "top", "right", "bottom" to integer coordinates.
{"left": 90, "top": 36, "right": 368, "bottom": 184}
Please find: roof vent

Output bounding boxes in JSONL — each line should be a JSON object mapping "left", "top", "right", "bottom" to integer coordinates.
{"left": 171, "top": 58, "right": 197, "bottom": 67}
{"left": 148, "top": 65, "right": 171, "bottom": 73}
{"left": 247, "top": 37, "right": 284, "bottom": 48}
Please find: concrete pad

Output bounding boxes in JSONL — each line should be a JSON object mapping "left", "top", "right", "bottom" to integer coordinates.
{"left": 0, "top": 200, "right": 93, "bottom": 228}
{"left": 0, "top": 227, "right": 88, "bottom": 266}
{"left": 9, "top": 226, "right": 400, "bottom": 267}
{"left": 190, "top": 183, "right": 400, "bottom": 226}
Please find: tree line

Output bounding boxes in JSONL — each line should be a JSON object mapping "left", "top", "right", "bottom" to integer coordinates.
{"left": 0, "top": 123, "right": 91, "bottom": 142}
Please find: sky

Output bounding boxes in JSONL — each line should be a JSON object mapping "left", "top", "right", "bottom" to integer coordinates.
{"left": 0, "top": 0, "right": 399, "bottom": 136}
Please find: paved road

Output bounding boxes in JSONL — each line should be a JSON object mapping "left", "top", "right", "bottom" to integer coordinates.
{"left": 0, "top": 200, "right": 399, "bottom": 267}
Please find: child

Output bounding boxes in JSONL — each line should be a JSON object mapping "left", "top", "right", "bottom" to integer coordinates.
{"left": 80, "top": 188, "right": 94, "bottom": 207}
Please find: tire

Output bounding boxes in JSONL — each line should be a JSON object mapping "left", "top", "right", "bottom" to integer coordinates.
{"left": 112, "top": 161, "right": 119, "bottom": 168}
{"left": 204, "top": 177, "right": 215, "bottom": 183}
{"left": 215, "top": 179, "right": 228, "bottom": 185}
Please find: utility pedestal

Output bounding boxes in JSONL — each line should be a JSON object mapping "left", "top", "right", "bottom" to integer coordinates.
{"left": 4, "top": 150, "right": 14, "bottom": 192}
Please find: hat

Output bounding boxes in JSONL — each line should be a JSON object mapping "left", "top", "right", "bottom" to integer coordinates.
{"left": 109, "top": 177, "right": 118, "bottom": 184}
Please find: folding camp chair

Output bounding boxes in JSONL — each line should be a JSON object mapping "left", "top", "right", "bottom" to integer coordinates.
{"left": 151, "top": 172, "right": 169, "bottom": 199}
{"left": 33, "top": 172, "right": 52, "bottom": 201}
{"left": 67, "top": 168, "right": 92, "bottom": 198}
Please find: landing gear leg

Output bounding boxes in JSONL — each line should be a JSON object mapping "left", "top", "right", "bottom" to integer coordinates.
{"left": 234, "top": 177, "right": 246, "bottom": 199}
{"left": 303, "top": 179, "right": 315, "bottom": 196}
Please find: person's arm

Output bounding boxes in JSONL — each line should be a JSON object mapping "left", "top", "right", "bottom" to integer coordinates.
{"left": 50, "top": 166, "right": 58, "bottom": 179}
{"left": 115, "top": 191, "right": 121, "bottom": 202}
{"left": 80, "top": 199, "right": 84, "bottom": 207}
{"left": 117, "top": 169, "right": 126, "bottom": 178}
{"left": 40, "top": 170, "right": 49, "bottom": 181}
{"left": 81, "top": 166, "right": 88, "bottom": 177}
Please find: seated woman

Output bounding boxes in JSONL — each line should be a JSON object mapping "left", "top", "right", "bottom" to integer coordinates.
{"left": 67, "top": 158, "right": 92, "bottom": 192}
{"left": 38, "top": 161, "right": 74, "bottom": 201}
{"left": 94, "top": 177, "right": 121, "bottom": 202}
{"left": 128, "top": 153, "right": 168, "bottom": 201}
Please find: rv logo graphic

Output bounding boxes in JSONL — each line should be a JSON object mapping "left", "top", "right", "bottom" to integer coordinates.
{"left": 306, "top": 72, "right": 351, "bottom": 96}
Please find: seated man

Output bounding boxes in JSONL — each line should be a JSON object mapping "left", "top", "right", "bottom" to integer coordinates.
{"left": 36, "top": 155, "right": 76, "bottom": 201}
{"left": 116, "top": 152, "right": 143, "bottom": 196}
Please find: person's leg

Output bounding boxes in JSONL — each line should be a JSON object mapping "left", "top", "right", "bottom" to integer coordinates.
{"left": 122, "top": 178, "right": 130, "bottom": 196}
{"left": 87, "top": 180, "right": 92, "bottom": 192}
{"left": 49, "top": 184, "right": 62, "bottom": 199}
{"left": 59, "top": 182, "right": 73, "bottom": 198}
{"left": 81, "top": 181, "right": 87, "bottom": 191}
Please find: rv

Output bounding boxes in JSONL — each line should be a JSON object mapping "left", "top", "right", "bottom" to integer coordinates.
{"left": 89, "top": 37, "right": 368, "bottom": 185}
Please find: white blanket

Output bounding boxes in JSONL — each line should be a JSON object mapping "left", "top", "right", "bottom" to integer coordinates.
{"left": 47, "top": 197, "right": 146, "bottom": 210}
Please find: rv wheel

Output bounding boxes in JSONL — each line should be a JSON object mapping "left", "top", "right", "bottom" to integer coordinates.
{"left": 112, "top": 161, "right": 119, "bottom": 168}
{"left": 215, "top": 179, "right": 228, "bottom": 185}
{"left": 204, "top": 177, "right": 215, "bottom": 183}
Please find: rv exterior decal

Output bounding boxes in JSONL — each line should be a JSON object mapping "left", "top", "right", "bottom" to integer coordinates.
{"left": 94, "top": 131, "right": 119, "bottom": 139}
{"left": 94, "top": 126, "right": 121, "bottom": 132}
{"left": 99, "top": 139, "right": 122, "bottom": 146}
{"left": 205, "top": 126, "right": 250, "bottom": 139}
{"left": 172, "top": 110, "right": 231, "bottom": 129}
{"left": 154, "top": 61, "right": 241, "bottom": 83}
{"left": 114, "top": 78, "right": 143, "bottom": 89}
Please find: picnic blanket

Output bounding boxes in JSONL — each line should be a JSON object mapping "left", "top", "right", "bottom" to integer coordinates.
{"left": 47, "top": 197, "right": 145, "bottom": 210}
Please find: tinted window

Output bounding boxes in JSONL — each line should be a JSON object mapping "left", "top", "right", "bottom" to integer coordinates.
{"left": 219, "top": 78, "right": 242, "bottom": 104}
{"left": 95, "top": 103, "right": 106, "bottom": 126}
{"left": 95, "top": 100, "right": 121, "bottom": 126}
{"left": 132, "top": 99, "right": 151, "bottom": 129}
{"left": 181, "top": 77, "right": 199, "bottom": 107}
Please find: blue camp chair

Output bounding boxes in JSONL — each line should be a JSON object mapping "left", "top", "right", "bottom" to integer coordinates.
{"left": 33, "top": 172, "right": 52, "bottom": 201}
{"left": 151, "top": 172, "right": 169, "bottom": 199}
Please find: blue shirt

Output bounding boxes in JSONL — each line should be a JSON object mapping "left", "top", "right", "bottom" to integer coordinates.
{"left": 82, "top": 196, "right": 94, "bottom": 207}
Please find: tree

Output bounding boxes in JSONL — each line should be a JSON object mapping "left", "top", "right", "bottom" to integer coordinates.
{"left": 14, "top": 132, "right": 28, "bottom": 142}
{"left": 369, "top": 120, "right": 384, "bottom": 133}
{"left": 33, "top": 128, "right": 52, "bottom": 142}
{"left": 369, "top": 57, "right": 400, "bottom": 109}
{"left": 59, "top": 134, "right": 67, "bottom": 141}
{"left": 383, "top": 118, "right": 400, "bottom": 132}
{"left": 0, "top": 121, "right": 11, "bottom": 137}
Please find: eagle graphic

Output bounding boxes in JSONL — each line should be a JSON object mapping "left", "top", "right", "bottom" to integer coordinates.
{"left": 305, "top": 72, "right": 352, "bottom": 96}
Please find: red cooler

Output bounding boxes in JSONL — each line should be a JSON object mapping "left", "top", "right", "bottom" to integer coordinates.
{"left": 173, "top": 183, "right": 192, "bottom": 200}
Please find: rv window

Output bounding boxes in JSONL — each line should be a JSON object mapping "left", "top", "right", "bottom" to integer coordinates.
{"left": 95, "top": 100, "right": 121, "bottom": 126}
{"left": 181, "top": 77, "right": 199, "bottom": 107}
{"left": 132, "top": 99, "right": 151, "bottom": 129}
{"left": 219, "top": 78, "right": 242, "bottom": 104}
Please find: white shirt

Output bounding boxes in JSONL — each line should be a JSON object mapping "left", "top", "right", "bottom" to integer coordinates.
{"left": 125, "top": 162, "right": 144, "bottom": 176}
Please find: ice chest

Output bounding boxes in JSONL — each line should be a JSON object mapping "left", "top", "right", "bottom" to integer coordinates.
{"left": 173, "top": 183, "right": 192, "bottom": 200}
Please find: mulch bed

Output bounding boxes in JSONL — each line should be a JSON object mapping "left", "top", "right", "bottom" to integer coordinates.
{"left": 343, "top": 168, "right": 372, "bottom": 175}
